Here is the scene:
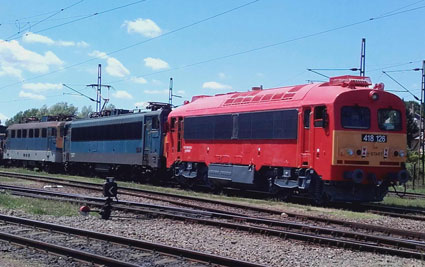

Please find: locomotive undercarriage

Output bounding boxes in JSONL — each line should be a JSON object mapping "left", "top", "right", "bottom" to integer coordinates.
{"left": 173, "top": 162, "right": 399, "bottom": 203}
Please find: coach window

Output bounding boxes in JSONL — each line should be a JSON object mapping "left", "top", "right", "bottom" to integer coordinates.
{"left": 41, "top": 128, "right": 47, "bottom": 138}
{"left": 29, "top": 129, "right": 34, "bottom": 138}
{"left": 22, "top": 129, "right": 27, "bottom": 138}
{"left": 304, "top": 109, "right": 311, "bottom": 129}
{"left": 11, "top": 130, "right": 15, "bottom": 138}
{"left": 35, "top": 129, "right": 40, "bottom": 138}
{"left": 17, "top": 129, "right": 21, "bottom": 138}
{"left": 341, "top": 106, "right": 370, "bottom": 129}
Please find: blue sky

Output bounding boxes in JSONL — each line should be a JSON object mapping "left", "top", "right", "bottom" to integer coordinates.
{"left": 0, "top": 0, "right": 424, "bottom": 123}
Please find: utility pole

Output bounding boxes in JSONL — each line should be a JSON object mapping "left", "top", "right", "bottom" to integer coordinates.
{"left": 168, "top": 77, "right": 173, "bottom": 105}
{"left": 421, "top": 60, "right": 425, "bottom": 185}
{"left": 86, "top": 64, "right": 112, "bottom": 112}
{"left": 360, "top": 38, "right": 366, "bottom": 77}
{"left": 168, "top": 77, "right": 182, "bottom": 106}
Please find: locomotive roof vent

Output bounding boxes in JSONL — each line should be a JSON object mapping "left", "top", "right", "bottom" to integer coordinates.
{"left": 252, "top": 85, "right": 263, "bottom": 91}
{"left": 328, "top": 75, "right": 372, "bottom": 88}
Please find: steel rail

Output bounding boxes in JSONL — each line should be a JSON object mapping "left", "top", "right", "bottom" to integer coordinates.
{"left": 1, "top": 170, "right": 425, "bottom": 239}
{"left": 0, "top": 213, "right": 262, "bottom": 267}
{"left": 0, "top": 231, "right": 138, "bottom": 267}
{"left": 1, "top": 184, "right": 425, "bottom": 260}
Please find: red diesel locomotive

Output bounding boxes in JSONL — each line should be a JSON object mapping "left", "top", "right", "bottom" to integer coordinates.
{"left": 165, "top": 75, "right": 408, "bottom": 203}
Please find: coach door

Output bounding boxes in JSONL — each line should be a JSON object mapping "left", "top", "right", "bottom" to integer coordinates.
{"left": 300, "top": 108, "right": 311, "bottom": 166}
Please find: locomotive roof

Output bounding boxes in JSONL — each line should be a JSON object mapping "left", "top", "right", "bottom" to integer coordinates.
{"left": 7, "top": 121, "right": 65, "bottom": 130}
{"left": 170, "top": 75, "right": 396, "bottom": 117}
{"left": 69, "top": 109, "right": 163, "bottom": 127}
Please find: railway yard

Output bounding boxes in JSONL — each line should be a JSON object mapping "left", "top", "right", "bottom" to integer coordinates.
{"left": 0, "top": 168, "right": 424, "bottom": 267}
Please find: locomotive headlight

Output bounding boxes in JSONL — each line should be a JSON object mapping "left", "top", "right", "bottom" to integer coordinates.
{"left": 399, "top": 150, "right": 405, "bottom": 157}
{"left": 346, "top": 148, "right": 354, "bottom": 156}
{"left": 369, "top": 91, "right": 379, "bottom": 101}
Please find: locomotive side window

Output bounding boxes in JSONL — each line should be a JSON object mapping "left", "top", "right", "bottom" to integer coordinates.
{"left": 71, "top": 122, "right": 143, "bottom": 141}
{"left": 314, "top": 106, "right": 328, "bottom": 127}
{"left": 304, "top": 109, "right": 311, "bottom": 129}
{"left": 378, "top": 109, "right": 401, "bottom": 131}
{"left": 17, "top": 130, "right": 21, "bottom": 138}
{"left": 41, "top": 128, "right": 47, "bottom": 138}
{"left": 341, "top": 106, "right": 370, "bottom": 129}
{"left": 35, "top": 129, "right": 40, "bottom": 138}
{"left": 184, "top": 110, "right": 298, "bottom": 140}
{"left": 22, "top": 129, "right": 27, "bottom": 138}
{"left": 29, "top": 129, "right": 34, "bottom": 138}
{"left": 11, "top": 130, "right": 15, "bottom": 138}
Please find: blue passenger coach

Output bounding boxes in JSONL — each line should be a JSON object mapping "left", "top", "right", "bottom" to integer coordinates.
{"left": 64, "top": 107, "right": 170, "bottom": 177}
{"left": 3, "top": 121, "right": 65, "bottom": 170}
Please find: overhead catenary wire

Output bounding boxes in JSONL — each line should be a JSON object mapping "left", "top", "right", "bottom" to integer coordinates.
{"left": 3, "top": 0, "right": 147, "bottom": 42}
{"left": 382, "top": 71, "right": 420, "bottom": 100}
{"left": 1, "top": 1, "right": 424, "bottom": 92}
{"left": 0, "top": 0, "right": 260, "bottom": 91}
{"left": 3, "top": 0, "right": 85, "bottom": 41}
{"left": 107, "top": 4, "right": 425, "bottom": 86}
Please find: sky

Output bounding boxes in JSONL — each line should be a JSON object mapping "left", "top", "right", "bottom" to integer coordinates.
{"left": 0, "top": 0, "right": 424, "bottom": 123}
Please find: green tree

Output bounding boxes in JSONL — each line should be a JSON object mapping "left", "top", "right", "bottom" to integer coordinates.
{"left": 78, "top": 105, "right": 93, "bottom": 118}
{"left": 406, "top": 106, "right": 419, "bottom": 148}
{"left": 5, "top": 102, "right": 78, "bottom": 126}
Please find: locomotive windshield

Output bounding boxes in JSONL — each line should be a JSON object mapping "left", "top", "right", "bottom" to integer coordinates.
{"left": 341, "top": 106, "right": 370, "bottom": 129}
{"left": 378, "top": 109, "right": 402, "bottom": 131}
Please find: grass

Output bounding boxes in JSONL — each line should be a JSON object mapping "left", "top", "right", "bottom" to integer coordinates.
{"left": 0, "top": 193, "right": 79, "bottom": 216}
{"left": 381, "top": 195, "right": 425, "bottom": 209}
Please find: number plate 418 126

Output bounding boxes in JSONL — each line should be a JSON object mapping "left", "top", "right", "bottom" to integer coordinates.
{"left": 361, "top": 134, "right": 387, "bottom": 143}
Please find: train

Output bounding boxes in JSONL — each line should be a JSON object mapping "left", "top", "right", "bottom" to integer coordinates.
{"left": 1, "top": 75, "right": 409, "bottom": 203}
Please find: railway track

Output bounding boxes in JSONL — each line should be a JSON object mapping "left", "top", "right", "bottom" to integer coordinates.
{"left": 1, "top": 183, "right": 425, "bottom": 260}
{"left": 1, "top": 170, "right": 424, "bottom": 222}
{"left": 0, "top": 212, "right": 260, "bottom": 267}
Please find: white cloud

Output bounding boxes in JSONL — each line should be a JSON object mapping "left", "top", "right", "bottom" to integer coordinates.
{"left": 23, "top": 32, "right": 54, "bottom": 45}
{"left": 22, "top": 82, "right": 63, "bottom": 93}
{"left": 134, "top": 101, "right": 148, "bottom": 108}
{"left": 123, "top": 18, "right": 162, "bottom": 38}
{"left": 152, "top": 79, "right": 163, "bottom": 86}
{"left": 19, "top": 91, "right": 45, "bottom": 100}
{"left": 112, "top": 90, "right": 133, "bottom": 99}
{"left": 56, "top": 40, "right": 75, "bottom": 47}
{"left": 202, "top": 81, "right": 232, "bottom": 90}
{"left": 88, "top": 50, "right": 130, "bottom": 77}
{"left": 144, "top": 57, "right": 169, "bottom": 70}
{"left": 0, "top": 66, "right": 22, "bottom": 79}
{"left": 23, "top": 32, "right": 89, "bottom": 47}
{"left": 0, "top": 40, "right": 63, "bottom": 74}
{"left": 144, "top": 89, "right": 168, "bottom": 94}
{"left": 106, "top": 57, "right": 130, "bottom": 77}
{"left": 0, "top": 113, "right": 8, "bottom": 123}
{"left": 131, "top": 76, "right": 148, "bottom": 84}
{"left": 77, "top": 41, "right": 89, "bottom": 47}
{"left": 88, "top": 50, "right": 108, "bottom": 59}
{"left": 218, "top": 72, "right": 226, "bottom": 79}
